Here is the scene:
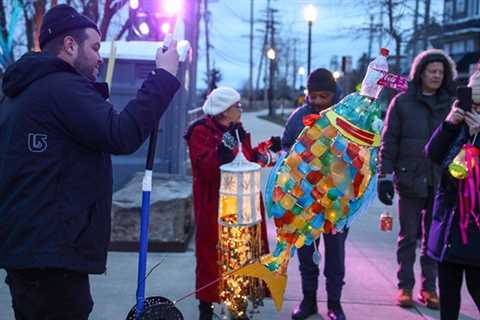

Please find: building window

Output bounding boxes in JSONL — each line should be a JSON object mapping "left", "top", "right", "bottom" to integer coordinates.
{"left": 457, "top": 0, "right": 466, "bottom": 14}
{"left": 444, "top": 43, "right": 451, "bottom": 54}
{"left": 445, "top": 1, "right": 453, "bottom": 21}
{"left": 466, "top": 38, "right": 476, "bottom": 52}
{"left": 451, "top": 40, "right": 465, "bottom": 54}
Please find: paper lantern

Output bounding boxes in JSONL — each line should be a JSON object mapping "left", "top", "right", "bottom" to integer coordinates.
{"left": 218, "top": 151, "right": 262, "bottom": 227}
{"left": 218, "top": 136, "right": 266, "bottom": 318}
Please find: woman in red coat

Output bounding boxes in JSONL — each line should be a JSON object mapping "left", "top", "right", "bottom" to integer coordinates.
{"left": 184, "top": 87, "right": 281, "bottom": 320}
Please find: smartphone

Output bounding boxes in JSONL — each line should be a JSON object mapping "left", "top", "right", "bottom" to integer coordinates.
{"left": 457, "top": 86, "right": 472, "bottom": 112}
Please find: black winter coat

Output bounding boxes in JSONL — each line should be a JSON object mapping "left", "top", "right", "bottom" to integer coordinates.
{"left": 425, "top": 121, "right": 480, "bottom": 266}
{"left": 378, "top": 83, "right": 453, "bottom": 198}
{"left": 0, "top": 52, "right": 179, "bottom": 273}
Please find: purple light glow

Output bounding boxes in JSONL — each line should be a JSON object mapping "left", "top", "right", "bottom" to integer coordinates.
{"left": 163, "top": 0, "right": 182, "bottom": 16}
{"left": 129, "top": 0, "right": 139, "bottom": 10}
{"left": 160, "top": 22, "right": 171, "bottom": 34}
{"left": 139, "top": 22, "right": 150, "bottom": 35}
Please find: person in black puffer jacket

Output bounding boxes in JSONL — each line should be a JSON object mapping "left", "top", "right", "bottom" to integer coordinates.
{"left": 377, "top": 49, "right": 457, "bottom": 309}
{"left": 425, "top": 71, "right": 480, "bottom": 320}
{"left": 0, "top": 5, "right": 180, "bottom": 319}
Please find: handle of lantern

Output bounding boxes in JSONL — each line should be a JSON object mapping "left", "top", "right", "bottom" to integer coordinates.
{"left": 235, "top": 128, "right": 242, "bottom": 155}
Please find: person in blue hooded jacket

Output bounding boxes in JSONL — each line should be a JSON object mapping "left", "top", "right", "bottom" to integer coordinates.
{"left": 282, "top": 68, "right": 347, "bottom": 320}
{"left": 425, "top": 71, "right": 480, "bottom": 320}
{"left": 0, "top": 5, "right": 180, "bottom": 320}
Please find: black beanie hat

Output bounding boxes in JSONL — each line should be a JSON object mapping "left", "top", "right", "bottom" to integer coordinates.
{"left": 39, "top": 4, "right": 99, "bottom": 49}
{"left": 307, "top": 68, "right": 336, "bottom": 93}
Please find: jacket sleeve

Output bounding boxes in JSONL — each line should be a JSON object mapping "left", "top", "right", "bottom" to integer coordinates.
{"left": 52, "top": 69, "right": 180, "bottom": 155}
{"left": 378, "top": 95, "right": 402, "bottom": 174}
{"left": 187, "top": 125, "right": 222, "bottom": 174}
{"left": 425, "top": 121, "right": 462, "bottom": 165}
{"left": 281, "top": 109, "right": 304, "bottom": 151}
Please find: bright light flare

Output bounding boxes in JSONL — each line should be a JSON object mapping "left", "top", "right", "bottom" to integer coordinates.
{"left": 298, "top": 67, "right": 306, "bottom": 76}
{"left": 160, "top": 22, "right": 171, "bottom": 34}
{"left": 333, "top": 71, "right": 343, "bottom": 80}
{"left": 129, "top": 0, "right": 139, "bottom": 10}
{"left": 304, "top": 4, "right": 318, "bottom": 23}
{"left": 163, "top": 0, "right": 183, "bottom": 16}
{"left": 139, "top": 22, "right": 150, "bottom": 35}
{"left": 267, "top": 48, "right": 276, "bottom": 60}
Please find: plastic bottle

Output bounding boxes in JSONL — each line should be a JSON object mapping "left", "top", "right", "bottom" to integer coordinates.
{"left": 360, "top": 48, "right": 389, "bottom": 99}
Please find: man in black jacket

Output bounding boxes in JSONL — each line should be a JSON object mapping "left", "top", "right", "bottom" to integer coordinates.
{"left": 377, "top": 49, "right": 456, "bottom": 309}
{"left": 0, "top": 5, "right": 180, "bottom": 319}
{"left": 282, "top": 69, "right": 347, "bottom": 320}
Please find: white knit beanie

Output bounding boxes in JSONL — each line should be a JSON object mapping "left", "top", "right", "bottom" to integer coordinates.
{"left": 468, "top": 70, "right": 480, "bottom": 104}
{"left": 202, "top": 87, "right": 241, "bottom": 116}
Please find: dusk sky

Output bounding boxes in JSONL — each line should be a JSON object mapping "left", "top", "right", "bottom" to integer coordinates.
{"left": 196, "top": 0, "right": 444, "bottom": 89}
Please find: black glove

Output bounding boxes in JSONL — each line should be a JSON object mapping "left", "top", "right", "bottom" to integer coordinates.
{"left": 269, "top": 136, "right": 282, "bottom": 152}
{"left": 377, "top": 174, "right": 395, "bottom": 205}
{"left": 228, "top": 122, "right": 248, "bottom": 142}
{"left": 218, "top": 141, "right": 235, "bottom": 164}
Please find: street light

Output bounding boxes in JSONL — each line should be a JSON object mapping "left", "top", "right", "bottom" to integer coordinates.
{"left": 304, "top": 4, "right": 317, "bottom": 75}
{"left": 267, "top": 48, "right": 276, "bottom": 60}
{"left": 298, "top": 66, "right": 306, "bottom": 90}
{"left": 266, "top": 48, "right": 276, "bottom": 116}
{"left": 333, "top": 71, "right": 342, "bottom": 80}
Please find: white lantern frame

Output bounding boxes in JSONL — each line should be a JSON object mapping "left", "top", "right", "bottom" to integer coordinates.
{"left": 218, "top": 140, "right": 262, "bottom": 227}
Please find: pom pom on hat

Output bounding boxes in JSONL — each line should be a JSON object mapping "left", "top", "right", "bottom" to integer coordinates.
{"left": 202, "top": 87, "right": 241, "bottom": 116}
{"left": 468, "top": 70, "right": 480, "bottom": 104}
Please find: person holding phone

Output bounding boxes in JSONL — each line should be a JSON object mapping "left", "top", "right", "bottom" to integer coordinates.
{"left": 425, "top": 70, "right": 480, "bottom": 319}
{"left": 377, "top": 49, "right": 457, "bottom": 309}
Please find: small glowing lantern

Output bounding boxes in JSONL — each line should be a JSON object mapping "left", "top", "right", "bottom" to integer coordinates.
{"left": 218, "top": 134, "right": 266, "bottom": 318}
{"left": 218, "top": 150, "right": 262, "bottom": 227}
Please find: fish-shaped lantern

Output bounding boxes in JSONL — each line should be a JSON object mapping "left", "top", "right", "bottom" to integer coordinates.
{"left": 232, "top": 92, "right": 384, "bottom": 311}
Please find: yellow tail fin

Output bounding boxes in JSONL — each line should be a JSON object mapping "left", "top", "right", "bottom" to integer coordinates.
{"left": 231, "top": 261, "right": 287, "bottom": 311}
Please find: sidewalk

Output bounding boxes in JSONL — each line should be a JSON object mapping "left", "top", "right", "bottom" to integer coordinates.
{"left": 0, "top": 110, "right": 478, "bottom": 319}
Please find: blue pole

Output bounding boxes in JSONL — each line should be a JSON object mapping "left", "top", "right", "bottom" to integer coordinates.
{"left": 135, "top": 119, "right": 159, "bottom": 319}
{"left": 135, "top": 186, "right": 152, "bottom": 318}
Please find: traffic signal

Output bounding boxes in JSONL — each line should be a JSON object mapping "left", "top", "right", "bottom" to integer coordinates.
{"left": 127, "top": 0, "right": 182, "bottom": 41}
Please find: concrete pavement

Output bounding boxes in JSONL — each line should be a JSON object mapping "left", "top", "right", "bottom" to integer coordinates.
{"left": 1, "top": 110, "right": 478, "bottom": 319}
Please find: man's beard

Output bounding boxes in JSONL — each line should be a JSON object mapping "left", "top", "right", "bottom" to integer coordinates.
{"left": 73, "top": 48, "right": 96, "bottom": 82}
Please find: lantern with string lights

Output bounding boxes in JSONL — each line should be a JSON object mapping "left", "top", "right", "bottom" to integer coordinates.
{"left": 217, "top": 132, "right": 266, "bottom": 318}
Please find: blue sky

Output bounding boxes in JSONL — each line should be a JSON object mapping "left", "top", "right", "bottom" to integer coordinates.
{"left": 196, "top": 0, "right": 444, "bottom": 89}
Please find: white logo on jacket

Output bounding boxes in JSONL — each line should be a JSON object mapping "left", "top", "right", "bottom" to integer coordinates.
{"left": 28, "top": 133, "right": 48, "bottom": 152}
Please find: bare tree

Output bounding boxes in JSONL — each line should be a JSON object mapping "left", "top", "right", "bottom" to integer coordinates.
{"left": 0, "top": 0, "right": 22, "bottom": 70}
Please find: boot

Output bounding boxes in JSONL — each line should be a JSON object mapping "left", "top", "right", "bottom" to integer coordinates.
{"left": 397, "top": 288, "right": 414, "bottom": 308}
{"left": 327, "top": 300, "right": 346, "bottom": 320}
{"left": 199, "top": 301, "right": 214, "bottom": 320}
{"left": 291, "top": 290, "right": 318, "bottom": 320}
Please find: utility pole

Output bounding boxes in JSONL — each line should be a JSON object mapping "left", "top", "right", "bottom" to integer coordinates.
{"left": 423, "top": 0, "right": 431, "bottom": 49}
{"left": 284, "top": 39, "right": 291, "bottom": 88}
{"left": 268, "top": 8, "right": 276, "bottom": 116}
{"left": 378, "top": 5, "right": 384, "bottom": 50}
{"left": 292, "top": 39, "right": 298, "bottom": 90}
{"left": 368, "top": 15, "right": 374, "bottom": 60}
{"left": 262, "top": 0, "right": 270, "bottom": 110}
{"left": 203, "top": 0, "right": 211, "bottom": 92}
{"left": 249, "top": 0, "right": 254, "bottom": 109}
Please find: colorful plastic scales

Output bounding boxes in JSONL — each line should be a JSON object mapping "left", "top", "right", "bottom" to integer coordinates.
{"left": 232, "top": 92, "right": 384, "bottom": 311}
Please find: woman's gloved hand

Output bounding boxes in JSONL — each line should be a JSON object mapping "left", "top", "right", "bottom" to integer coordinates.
{"left": 269, "top": 136, "right": 282, "bottom": 152}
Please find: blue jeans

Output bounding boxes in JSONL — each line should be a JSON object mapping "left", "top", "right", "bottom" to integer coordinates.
{"left": 297, "top": 230, "right": 348, "bottom": 302}
{"left": 5, "top": 268, "right": 93, "bottom": 320}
